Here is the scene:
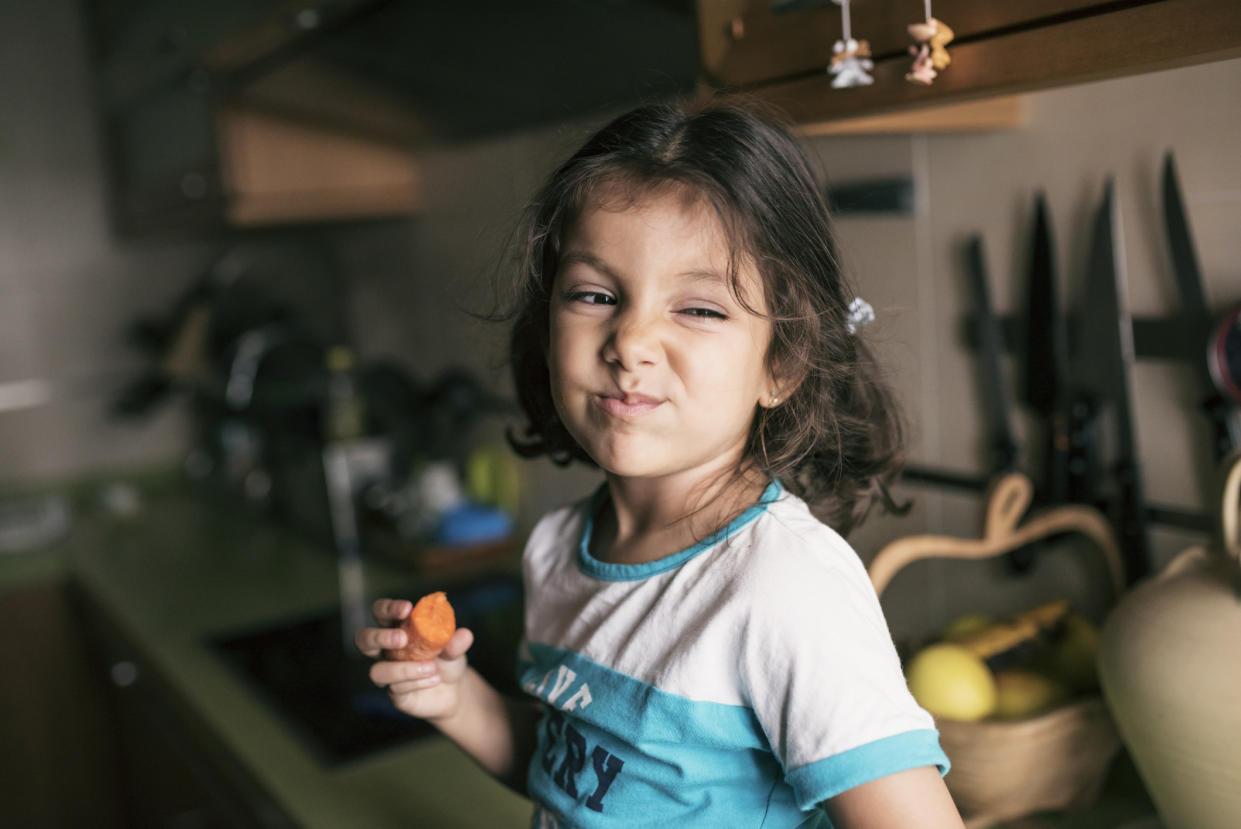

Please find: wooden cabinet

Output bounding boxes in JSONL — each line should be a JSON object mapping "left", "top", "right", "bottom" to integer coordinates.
{"left": 0, "top": 580, "right": 126, "bottom": 828}
{"left": 0, "top": 577, "right": 263, "bottom": 827}
{"left": 696, "top": 0, "right": 1241, "bottom": 131}
{"left": 215, "top": 103, "right": 421, "bottom": 226}
{"left": 86, "top": 0, "right": 421, "bottom": 233}
{"left": 72, "top": 582, "right": 293, "bottom": 828}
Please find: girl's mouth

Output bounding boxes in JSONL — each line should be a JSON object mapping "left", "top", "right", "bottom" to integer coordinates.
{"left": 595, "top": 393, "right": 662, "bottom": 417}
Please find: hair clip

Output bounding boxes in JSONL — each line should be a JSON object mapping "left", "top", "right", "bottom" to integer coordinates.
{"left": 828, "top": 1, "right": 873, "bottom": 89}
{"left": 847, "top": 297, "right": 875, "bottom": 334}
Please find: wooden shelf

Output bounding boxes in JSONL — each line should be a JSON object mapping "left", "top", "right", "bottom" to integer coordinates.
{"left": 700, "top": 0, "right": 1109, "bottom": 90}
{"left": 796, "top": 94, "right": 1025, "bottom": 137}
{"left": 698, "top": 0, "right": 1241, "bottom": 133}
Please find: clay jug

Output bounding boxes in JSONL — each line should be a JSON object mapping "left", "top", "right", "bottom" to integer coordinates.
{"left": 1097, "top": 451, "right": 1241, "bottom": 829}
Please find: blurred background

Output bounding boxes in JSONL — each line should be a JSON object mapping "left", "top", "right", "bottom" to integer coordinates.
{"left": 2, "top": 1, "right": 1239, "bottom": 827}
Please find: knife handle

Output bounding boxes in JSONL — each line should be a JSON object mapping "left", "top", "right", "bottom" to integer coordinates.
{"left": 1114, "top": 462, "right": 1152, "bottom": 583}
{"left": 1202, "top": 395, "right": 1240, "bottom": 461}
{"left": 1004, "top": 407, "right": 1072, "bottom": 575}
{"left": 1066, "top": 396, "right": 1100, "bottom": 505}
{"left": 1044, "top": 408, "right": 1070, "bottom": 505}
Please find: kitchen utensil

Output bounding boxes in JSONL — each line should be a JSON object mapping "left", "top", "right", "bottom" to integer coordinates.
{"left": 1077, "top": 180, "right": 1150, "bottom": 583}
{"left": 1209, "top": 303, "right": 1241, "bottom": 403}
{"left": 964, "top": 234, "right": 1037, "bottom": 572}
{"left": 1098, "top": 449, "right": 1241, "bottom": 829}
{"left": 966, "top": 236, "right": 1018, "bottom": 477}
{"left": 1021, "top": 193, "right": 1073, "bottom": 508}
{"left": 1161, "top": 152, "right": 1240, "bottom": 458}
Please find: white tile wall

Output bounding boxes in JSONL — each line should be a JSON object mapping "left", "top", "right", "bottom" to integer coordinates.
{"left": 0, "top": 1, "right": 209, "bottom": 485}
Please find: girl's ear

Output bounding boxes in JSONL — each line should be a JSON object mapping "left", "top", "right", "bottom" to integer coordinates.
{"left": 760, "top": 361, "right": 805, "bottom": 409}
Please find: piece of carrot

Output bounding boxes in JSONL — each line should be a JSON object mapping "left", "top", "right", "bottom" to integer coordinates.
{"left": 383, "top": 591, "right": 456, "bottom": 662}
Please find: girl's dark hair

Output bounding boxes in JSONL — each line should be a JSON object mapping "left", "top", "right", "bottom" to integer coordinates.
{"left": 504, "top": 98, "right": 906, "bottom": 534}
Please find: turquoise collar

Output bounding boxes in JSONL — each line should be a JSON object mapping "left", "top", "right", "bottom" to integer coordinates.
{"left": 576, "top": 479, "right": 783, "bottom": 582}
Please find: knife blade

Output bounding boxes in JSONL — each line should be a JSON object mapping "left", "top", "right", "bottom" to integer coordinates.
{"left": 1080, "top": 179, "right": 1150, "bottom": 583}
{"left": 1020, "top": 193, "right": 1071, "bottom": 506}
{"left": 1162, "top": 153, "right": 1210, "bottom": 318}
{"left": 966, "top": 236, "right": 1019, "bottom": 477}
{"left": 1161, "top": 151, "right": 1240, "bottom": 459}
{"left": 967, "top": 235, "right": 1049, "bottom": 572}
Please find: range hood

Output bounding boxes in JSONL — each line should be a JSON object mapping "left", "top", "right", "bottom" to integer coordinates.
{"left": 84, "top": 0, "right": 699, "bottom": 231}
{"left": 227, "top": 0, "right": 700, "bottom": 143}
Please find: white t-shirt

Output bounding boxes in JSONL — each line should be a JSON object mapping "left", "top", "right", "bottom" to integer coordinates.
{"left": 518, "top": 480, "right": 948, "bottom": 828}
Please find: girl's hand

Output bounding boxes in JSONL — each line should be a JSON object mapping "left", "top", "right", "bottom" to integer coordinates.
{"left": 355, "top": 598, "right": 475, "bottom": 722}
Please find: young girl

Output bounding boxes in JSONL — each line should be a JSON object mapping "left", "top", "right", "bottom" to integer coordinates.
{"left": 357, "top": 100, "right": 963, "bottom": 828}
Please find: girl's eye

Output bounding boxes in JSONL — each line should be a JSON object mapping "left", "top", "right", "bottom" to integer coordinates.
{"left": 680, "top": 307, "right": 727, "bottom": 320}
{"left": 566, "top": 290, "right": 615, "bottom": 306}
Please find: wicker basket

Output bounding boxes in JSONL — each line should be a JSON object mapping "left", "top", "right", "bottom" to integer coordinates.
{"left": 868, "top": 472, "right": 1127, "bottom": 829}
{"left": 936, "top": 698, "right": 1121, "bottom": 827}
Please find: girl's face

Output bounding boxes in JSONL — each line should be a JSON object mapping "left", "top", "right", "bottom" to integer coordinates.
{"left": 547, "top": 188, "right": 777, "bottom": 486}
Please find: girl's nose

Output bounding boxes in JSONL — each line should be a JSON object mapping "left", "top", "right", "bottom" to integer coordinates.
{"left": 603, "top": 308, "right": 661, "bottom": 370}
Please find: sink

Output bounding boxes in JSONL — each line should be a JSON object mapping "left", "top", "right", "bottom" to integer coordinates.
{"left": 210, "top": 573, "right": 523, "bottom": 766}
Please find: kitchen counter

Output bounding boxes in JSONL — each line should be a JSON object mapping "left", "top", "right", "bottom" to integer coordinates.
{"left": 65, "top": 489, "right": 532, "bottom": 828}
{"left": 58, "top": 487, "right": 1162, "bottom": 829}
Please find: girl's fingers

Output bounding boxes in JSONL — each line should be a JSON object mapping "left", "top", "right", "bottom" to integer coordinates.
{"left": 387, "top": 675, "right": 443, "bottom": 695}
{"left": 354, "top": 625, "right": 407, "bottom": 658}
{"left": 369, "top": 658, "right": 437, "bottom": 688}
{"left": 353, "top": 627, "right": 378, "bottom": 657}
{"left": 371, "top": 597, "right": 412, "bottom": 625}
{"left": 440, "top": 627, "right": 474, "bottom": 660}
{"left": 355, "top": 597, "right": 414, "bottom": 657}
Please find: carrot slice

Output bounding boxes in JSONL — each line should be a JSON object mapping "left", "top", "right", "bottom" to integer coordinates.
{"left": 383, "top": 591, "right": 456, "bottom": 662}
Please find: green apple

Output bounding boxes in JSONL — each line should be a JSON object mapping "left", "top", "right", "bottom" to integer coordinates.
{"left": 991, "top": 669, "right": 1070, "bottom": 720}
{"left": 907, "top": 643, "right": 997, "bottom": 721}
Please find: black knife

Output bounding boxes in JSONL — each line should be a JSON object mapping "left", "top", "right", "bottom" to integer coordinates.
{"left": 1065, "top": 389, "right": 1102, "bottom": 507}
{"left": 1161, "top": 151, "right": 1240, "bottom": 459}
{"left": 1020, "top": 193, "right": 1072, "bottom": 507}
{"left": 1079, "top": 179, "right": 1150, "bottom": 583}
{"left": 967, "top": 236, "right": 1019, "bottom": 477}
{"left": 966, "top": 235, "right": 1046, "bottom": 571}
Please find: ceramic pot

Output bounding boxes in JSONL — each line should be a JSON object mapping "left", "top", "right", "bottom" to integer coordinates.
{"left": 1098, "top": 452, "right": 1241, "bottom": 829}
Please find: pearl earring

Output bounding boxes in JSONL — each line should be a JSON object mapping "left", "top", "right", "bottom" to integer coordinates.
{"left": 770, "top": 392, "right": 780, "bottom": 405}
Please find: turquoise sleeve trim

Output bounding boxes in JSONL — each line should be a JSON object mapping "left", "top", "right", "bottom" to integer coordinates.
{"left": 785, "top": 728, "right": 950, "bottom": 810}
{"left": 576, "top": 479, "right": 783, "bottom": 582}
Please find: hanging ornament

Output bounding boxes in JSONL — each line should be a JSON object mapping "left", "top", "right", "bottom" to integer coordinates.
{"left": 828, "top": 0, "right": 873, "bottom": 89}
{"left": 906, "top": 0, "right": 953, "bottom": 85}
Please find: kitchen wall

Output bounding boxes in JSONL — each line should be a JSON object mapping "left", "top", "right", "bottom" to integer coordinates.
{"left": 360, "top": 56, "right": 1241, "bottom": 641}
{"left": 0, "top": 1, "right": 355, "bottom": 492}
{"left": 8, "top": 1, "right": 1236, "bottom": 641}
{"left": 0, "top": 0, "right": 598, "bottom": 514}
{"left": 0, "top": 0, "right": 209, "bottom": 486}
{"left": 816, "top": 57, "right": 1241, "bottom": 639}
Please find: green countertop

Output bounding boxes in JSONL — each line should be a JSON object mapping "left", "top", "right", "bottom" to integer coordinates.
{"left": 63, "top": 490, "right": 533, "bottom": 828}
{"left": 27, "top": 485, "right": 1160, "bottom": 829}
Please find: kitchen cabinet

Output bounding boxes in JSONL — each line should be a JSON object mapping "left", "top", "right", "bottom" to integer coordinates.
{"left": 214, "top": 102, "right": 421, "bottom": 226}
{"left": 0, "top": 580, "right": 125, "bottom": 827}
{"left": 697, "top": 0, "right": 1241, "bottom": 131}
{"left": 64, "top": 493, "right": 533, "bottom": 828}
{"left": 73, "top": 581, "right": 293, "bottom": 828}
{"left": 85, "top": 0, "right": 422, "bottom": 233}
